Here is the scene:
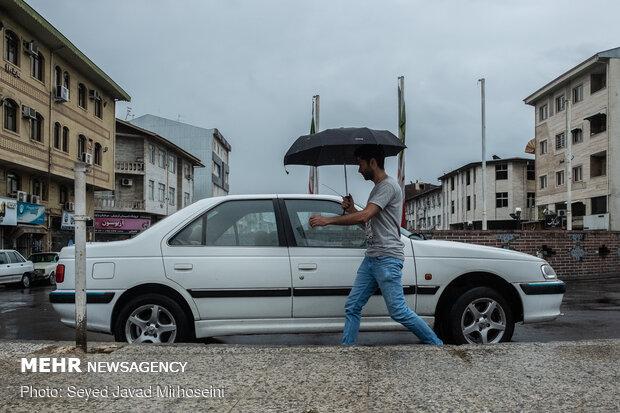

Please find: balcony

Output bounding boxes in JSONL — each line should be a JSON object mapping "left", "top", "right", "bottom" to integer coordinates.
{"left": 115, "top": 161, "right": 145, "bottom": 174}
{"left": 95, "top": 198, "right": 145, "bottom": 212}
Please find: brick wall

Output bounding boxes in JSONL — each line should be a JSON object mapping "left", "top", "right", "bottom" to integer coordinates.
{"left": 420, "top": 230, "right": 620, "bottom": 279}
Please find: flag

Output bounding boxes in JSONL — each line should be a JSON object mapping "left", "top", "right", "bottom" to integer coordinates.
{"left": 397, "top": 77, "right": 406, "bottom": 227}
{"left": 308, "top": 100, "right": 318, "bottom": 194}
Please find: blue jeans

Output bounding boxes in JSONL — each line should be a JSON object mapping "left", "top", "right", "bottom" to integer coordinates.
{"left": 342, "top": 256, "right": 443, "bottom": 346}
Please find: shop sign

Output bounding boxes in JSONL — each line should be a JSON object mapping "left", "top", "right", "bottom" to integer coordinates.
{"left": 95, "top": 213, "right": 151, "bottom": 234}
{"left": 0, "top": 197, "right": 18, "bottom": 226}
{"left": 61, "top": 211, "right": 75, "bottom": 230}
{"left": 17, "top": 202, "right": 46, "bottom": 225}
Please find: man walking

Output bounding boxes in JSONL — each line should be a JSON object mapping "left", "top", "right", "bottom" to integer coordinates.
{"left": 309, "top": 145, "right": 443, "bottom": 346}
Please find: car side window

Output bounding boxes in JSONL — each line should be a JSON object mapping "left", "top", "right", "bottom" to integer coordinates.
{"left": 7, "top": 251, "right": 22, "bottom": 263}
{"left": 169, "top": 215, "right": 205, "bottom": 246}
{"left": 0, "top": 253, "right": 8, "bottom": 265}
{"left": 284, "top": 199, "right": 366, "bottom": 248}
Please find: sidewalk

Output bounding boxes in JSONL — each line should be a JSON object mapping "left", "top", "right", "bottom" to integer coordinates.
{"left": 1, "top": 339, "right": 618, "bottom": 412}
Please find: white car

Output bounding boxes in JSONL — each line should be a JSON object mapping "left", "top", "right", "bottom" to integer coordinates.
{"left": 0, "top": 249, "right": 35, "bottom": 288}
{"left": 29, "top": 252, "right": 60, "bottom": 285}
{"left": 50, "top": 194, "right": 565, "bottom": 345}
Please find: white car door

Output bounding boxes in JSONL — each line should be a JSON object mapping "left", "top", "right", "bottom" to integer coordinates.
{"left": 161, "top": 198, "right": 292, "bottom": 320}
{"left": 282, "top": 198, "right": 416, "bottom": 318}
{"left": 6, "top": 251, "right": 28, "bottom": 277}
{"left": 0, "top": 252, "right": 14, "bottom": 283}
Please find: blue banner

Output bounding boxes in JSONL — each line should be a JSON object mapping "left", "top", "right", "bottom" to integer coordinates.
{"left": 17, "top": 202, "right": 46, "bottom": 225}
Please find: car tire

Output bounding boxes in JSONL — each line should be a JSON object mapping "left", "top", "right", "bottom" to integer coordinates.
{"left": 114, "top": 294, "right": 190, "bottom": 344}
{"left": 446, "top": 286, "right": 514, "bottom": 345}
{"left": 48, "top": 272, "right": 56, "bottom": 286}
{"left": 21, "top": 273, "right": 32, "bottom": 289}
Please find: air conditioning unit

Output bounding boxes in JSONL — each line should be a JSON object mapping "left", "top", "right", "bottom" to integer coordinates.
{"left": 558, "top": 209, "right": 567, "bottom": 217}
{"left": 21, "top": 105, "right": 37, "bottom": 120}
{"left": 81, "top": 152, "right": 93, "bottom": 165}
{"left": 24, "top": 40, "right": 39, "bottom": 56}
{"left": 89, "top": 89, "right": 101, "bottom": 101}
{"left": 120, "top": 178, "right": 133, "bottom": 187}
{"left": 55, "top": 85, "right": 70, "bottom": 102}
{"left": 65, "top": 202, "right": 75, "bottom": 212}
{"left": 17, "top": 191, "right": 28, "bottom": 202}
{"left": 31, "top": 195, "right": 41, "bottom": 204}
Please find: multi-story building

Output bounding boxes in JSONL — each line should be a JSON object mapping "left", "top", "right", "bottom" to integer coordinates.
{"left": 130, "top": 115, "right": 231, "bottom": 199}
{"left": 94, "top": 120, "right": 203, "bottom": 241}
{"left": 524, "top": 47, "right": 619, "bottom": 230}
{"left": 0, "top": 0, "right": 130, "bottom": 254}
{"left": 403, "top": 181, "right": 441, "bottom": 231}
{"left": 439, "top": 157, "right": 536, "bottom": 229}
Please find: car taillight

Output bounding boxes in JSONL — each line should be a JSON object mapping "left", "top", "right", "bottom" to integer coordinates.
{"left": 56, "top": 264, "right": 65, "bottom": 283}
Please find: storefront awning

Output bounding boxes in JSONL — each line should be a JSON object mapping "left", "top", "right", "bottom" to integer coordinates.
{"left": 11, "top": 226, "right": 48, "bottom": 239}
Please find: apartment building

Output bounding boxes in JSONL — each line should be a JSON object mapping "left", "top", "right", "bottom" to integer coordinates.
{"left": 0, "top": 0, "right": 130, "bottom": 254}
{"left": 130, "top": 115, "right": 231, "bottom": 199}
{"left": 439, "top": 158, "right": 536, "bottom": 229}
{"left": 94, "top": 120, "right": 203, "bottom": 241}
{"left": 524, "top": 47, "right": 620, "bottom": 230}
{"left": 404, "top": 182, "right": 442, "bottom": 231}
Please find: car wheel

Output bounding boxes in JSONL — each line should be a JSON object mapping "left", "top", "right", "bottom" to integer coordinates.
{"left": 49, "top": 272, "right": 56, "bottom": 286}
{"left": 446, "top": 286, "right": 514, "bottom": 345}
{"left": 21, "top": 273, "right": 32, "bottom": 289}
{"left": 114, "top": 294, "right": 189, "bottom": 344}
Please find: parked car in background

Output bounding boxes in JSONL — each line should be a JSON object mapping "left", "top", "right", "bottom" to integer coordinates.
{"left": 50, "top": 194, "right": 565, "bottom": 345}
{"left": 28, "top": 252, "right": 60, "bottom": 285}
{"left": 0, "top": 250, "right": 35, "bottom": 288}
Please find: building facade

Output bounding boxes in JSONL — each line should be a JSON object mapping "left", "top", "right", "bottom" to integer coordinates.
{"left": 439, "top": 158, "right": 536, "bottom": 230}
{"left": 404, "top": 182, "right": 442, "bottom": 231}
{"left": 130, "top": 115, "right": 231, "bottom": 199}
{"left": 0, "top": 0, "right": 130, "bottom": 255}
{"left": 524, "top": 47, "right": 620, "bottom": 230}
{"left": 94, "top": 120, "right": 203, "bottom": 241}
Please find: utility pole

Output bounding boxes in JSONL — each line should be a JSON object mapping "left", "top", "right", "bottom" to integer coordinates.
{"left": 565, "top": 92, "right": 573, "bottom": 230}
{"left": 478, "top": 78, "right": 487, "bottom": 230}
{"left": 74, "top": 161, "right": 88, "bottom": 352}
{"left": 313, "top": 95, "right": 321, "bottom": 194}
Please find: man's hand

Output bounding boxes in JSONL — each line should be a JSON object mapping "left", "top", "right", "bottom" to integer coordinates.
{"left": 309, "top": 215, "right": 330, "bottom": 228}
{"left": 341, "top": 195, "right": 356, "bottom": 214}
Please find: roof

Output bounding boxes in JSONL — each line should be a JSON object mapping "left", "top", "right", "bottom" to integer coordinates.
{"left": 524, "top": 47, "right": 620, "bottom": 105}
{"left": 438, "top": 157, "right": 533, "bottom": 181}
{"left": 1, "top": 0, "right": 130, "bottom": 101}
{"left": 404, "top": 182, "right": 440, "bottom": 201}
{"left": 409, "top": 185, "right": 442, "bottom": 201}
{"left": 116, "top": 119, "right": 204, "bottom": 167}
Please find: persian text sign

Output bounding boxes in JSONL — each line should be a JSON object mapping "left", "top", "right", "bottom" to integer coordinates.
{"left": 95, "top": 214, "right": 151, "bottom": 233}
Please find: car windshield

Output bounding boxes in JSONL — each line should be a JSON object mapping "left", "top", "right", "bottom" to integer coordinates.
{"left": 400, "top": 227, "right": 426, "bottom": 240}
{"left": 29, "top": 253, "right": 57, "bottom": 263}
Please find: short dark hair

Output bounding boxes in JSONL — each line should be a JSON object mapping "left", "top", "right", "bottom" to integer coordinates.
{"left": 354, "top": 145, "right": 385, "bottom": 169}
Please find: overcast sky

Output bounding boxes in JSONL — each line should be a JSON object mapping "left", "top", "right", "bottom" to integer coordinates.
{"left": 27, "top": 0, "right": 620, "bottom": 202}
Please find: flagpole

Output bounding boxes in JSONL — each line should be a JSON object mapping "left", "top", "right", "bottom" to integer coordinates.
{"left": 478, "top": 78, "right": 487, "bottom": 230}
{"left": 397, "top": 76, "right": 406, "bottom": 228}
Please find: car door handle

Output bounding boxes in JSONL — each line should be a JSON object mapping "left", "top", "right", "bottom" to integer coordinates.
{"left": 174, "top": 263, "right": 193, "bottom": 271}
{"left": 298, "top": 263, "right": 317, "bottom": 271}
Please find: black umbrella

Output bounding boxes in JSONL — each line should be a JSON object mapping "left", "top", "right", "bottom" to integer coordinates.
{"left": 284, "top": 127, "right": 406, "bottom": 194}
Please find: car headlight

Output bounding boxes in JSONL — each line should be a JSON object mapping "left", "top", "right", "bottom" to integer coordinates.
{"left": 541, "top": 264, "right": 557, "bottom": 279}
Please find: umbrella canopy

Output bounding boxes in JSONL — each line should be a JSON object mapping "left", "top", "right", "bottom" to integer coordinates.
{"left": 284, "top": 127, "right": 406, "bottom": 166}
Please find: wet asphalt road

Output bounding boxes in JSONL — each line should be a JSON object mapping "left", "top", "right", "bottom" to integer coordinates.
{"left": 0, "top": 277, "right": 618, "bottom": 345}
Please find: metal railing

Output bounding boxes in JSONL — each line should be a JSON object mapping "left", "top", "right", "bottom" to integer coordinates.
{"left": 115, "top": 161, "right": 145, "bottom": 173}
{"left": 95, "top": 198, "right": 145, "bottom": 211}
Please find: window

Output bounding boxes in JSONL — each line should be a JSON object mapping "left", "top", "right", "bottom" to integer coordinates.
{"left": 573, "top": 165, "right": 583, "bottom": 182}
{"left": 451, "top": 200, "right": 455, "bottom": 214}
{"left": 495, "top": 192, "right": 508, "bottom": 208}
{"left": 158, "top": 183, "right": 165, "bottom": 202}
{"left": 77, "top": 135, "right": 86, "bottom": 159}
{"left": 539, "top": 104, "right": 548, "bottom": 121}
{"left": 285, "top": 199, "right": 365, "bottom": 248}
{"left": 572, "top": 128, "right": 583, "bottom": 144}
{"left": 466, "top": 196, "right": 471, "bottom": 211}
{"left": 539, "top": 175, "right": 547, "bottom": 189}
{"left": 473, "top": 168, "right": 476, "bottom": 183}
{"left": 540, "top": 140, "right": 548, "bottom": 155}
{"left": 555, "top": 94, "right": 565, "bottom": 113}
{"left": 555, "top": 132, "right": 566, "bottom": 150}
{"left": 168, "top": 155, "right": 175, "bottom": 173}
{"left": 588, "top": 113, "right": 606, "bottom": 135}
{"left": 450, "top": 177, "right": 454, "bottom": 191}
{"left": 63, "top": 71, "right": 70, "bottom": 90}
{"left": 94, "top": 143, "right": 102, "bottom": 166}
{"left": 59, "top": 185, "right": 68, "bottom": 204}
{"left": 437, "top": 215, "right": 441, "bottom": 226}
{"left": 32, "top": 178, "right": 42, "bottom": 197}
{"left": 572, "top": 84, "right": 583, "bottom": 103}
{"left": 169, "top": 215, "right": 205, "bottom": 246}
{"left": 3, "top": 99, "right": 17, "bottom": 132}
{"left": 183, "top": 192, "right": 190, "bottom": 207}
{"left": 31, "top": 51, "right": 44, "bottom": 81}
{"left": 556, "top": 170, "right": 565, "bottom": 186}
{"left": 53, "top": 122, "right": 62, "bottom": 149}
{"left": 62, "top": 127, "right": 69, "bottom": 152}
{"left": 591, "top": 196, "right": 607, "bottom": 214}
{"left": 7, "top": 251, "right": 24, "bottom": 264}
{"left": 590, "top": 69, "right": 606, "bottom": 94}
{"left": 169, "top": 187, "right": 175, "bottom": 206}
{"left": 212, "top": 161, "right": 221, "bottom": 177}
{"left": 527, "top": 192, "right": 535, "bottom": 208}
{"left": 4, "top": 30, "right": 19, "bottom": 65}
{"left": 526, "top": 162, "right": 535, "bottom": 180}
{"left": 30, "top": 113, "right": 43, "bottom": 142}
{"left": 158, "top": 150, "right": 166, "bottom": 168}
{"left": 94, "top": 96, "right": 102, "bottom": 119}
{"left": 495, "top": 163, "right": 508, "bottom": 180}
{"left": 78, "top": 83, "right": 87, "bottom": 109}
{"left": 473, "top": 194, "right": 476, "bottom": 210}
{"left": 466, "top": 170, "right": 471, "bottom": 185}
{"left": 148, "top": 180, "right": 155, "bottom": 201}
{"left": 7, "top": 172, "right": 20, "bottom": 195}
{"left": 590, "top": 151, "right": 606, "bottom": 177}
{"left": 54, "top": 66, "right": 62, "bottom": 87}
{"left": 149, "top": 145, "right": 156, "bottom": 164}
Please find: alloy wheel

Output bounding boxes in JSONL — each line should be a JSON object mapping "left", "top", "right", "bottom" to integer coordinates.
{"left": 460, "top": 297, "right": 506, "bottom": 344}
{"left": 124, "top": 304, "right": 177, "bottom": 343}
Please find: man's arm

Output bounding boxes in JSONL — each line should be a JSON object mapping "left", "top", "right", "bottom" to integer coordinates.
{"left": 309, "top": 203, "right": 381, "bottom": 227}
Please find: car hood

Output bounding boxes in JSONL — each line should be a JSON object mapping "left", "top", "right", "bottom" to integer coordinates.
{"left": 413, "top": 240, "right": 543, "bottom": 261}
